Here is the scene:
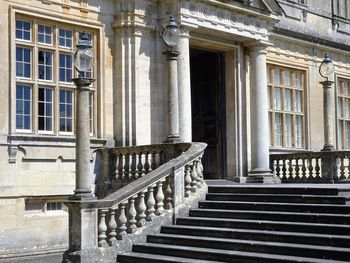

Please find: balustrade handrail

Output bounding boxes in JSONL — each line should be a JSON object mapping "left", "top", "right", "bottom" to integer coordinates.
{"left": 80, "top": 142, "right": 207, "bottom": 209}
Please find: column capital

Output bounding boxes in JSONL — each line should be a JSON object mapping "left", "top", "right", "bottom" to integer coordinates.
{"left": 320, "top": 80, "right": 335, "bottom": 88}
{"left": 245, "top": 40, "right": 273, "bottom": 54}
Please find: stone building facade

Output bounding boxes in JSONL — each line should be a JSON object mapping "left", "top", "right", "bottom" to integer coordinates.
{"left": 0, "top": 0, "right": 349, "bottom": 258}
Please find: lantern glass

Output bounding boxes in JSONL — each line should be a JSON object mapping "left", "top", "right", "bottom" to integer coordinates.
{"left": 74, "top": 48, "right": 93, "bottom": 73}
{"left": 162, "top": 18, "right": 180, "bottom": 47}
{"left": 74, "top": 32, "right": 93, "bottom": 75}
{"left": 319, "top": 55, "right": 334, "bottom": 79}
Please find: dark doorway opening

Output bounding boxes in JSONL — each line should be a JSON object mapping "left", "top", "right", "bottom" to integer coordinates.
{"left": 190, "top": 47, "right": 227, "bottom": 180}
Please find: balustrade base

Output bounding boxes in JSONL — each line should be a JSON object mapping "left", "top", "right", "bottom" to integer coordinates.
{"left": 247, "top": 169, "right": 281, "bottom": 184}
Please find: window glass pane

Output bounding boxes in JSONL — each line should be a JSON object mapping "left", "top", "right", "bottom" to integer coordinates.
{"left": 338, "top": 97, "right": 343, "bottom": 118}
{"left": 295, "top": 90, "right": 303, "bottom": 113}
{"left": 285, "top": 89, "right": 292, "bottom": 111}
{"left": 283, "top": 71, "right": 291, "bottom": 87}
{"left": 37, "top": 24, "right": 52, "bottom": 44}
{"left": 274, "top": 87, "right": 282, "bottom": 110}
{"left": 59, "top": 28, "right": 73, "bottom": 48}
{"left": 59, "top": 90, "right": 73, "bottom": 132}
{"left": 345, "top": 98, "right": 350, "bottom": 119}
{"left": 345, "top": 121, "right": 350, "bottom": 148}
{"left": 285, "top": 114, "right": 293, "bottom": 147}
{"left": 275, "top": 113, "right": 282, "bottom": 146}
{"left": 38, "top": 88, "right": 53, "bottom": 131}
{"left": 16, "top": 47, "right": 31, "bottom": 78}
{"left": 344, "top": 82, "right": 349, "bottom": 96}
{"left": 59, "top": 53, "right": 72, "bottom": 82}
{"left": 339, "top": 120, "right": 344, "bottom": 149}
{"left": 294, "top": 72, "right": 302, "bottom": 88}
{"left": 16, "top": 85, "right": 31, "bottom": 130}
{"left": 16, "top": 20, "right": 31, "bottom": 41}
{"left": 38, "top": 50, "right": 53, "bottom": 80}
{"left": 273, "top": 69, "right": 280, "bottom": 85}
{"left": 268, "top": 86, "right": 272, "bottom": 110}
{"left": 296, "top": 116, "right": 303, "bottom": 148}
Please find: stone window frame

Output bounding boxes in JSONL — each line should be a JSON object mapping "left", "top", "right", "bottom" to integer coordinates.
{"left": 13, "top": 14, "right": 97, "bottom": 137}
{"left": 24, "top": 198, "right": 67, "bottom": 214}
{"left": 267, "top": 64, "right": 306, "bottom": 149}
{"left": 336, "top": 76, "right": 350, "bottom": 149}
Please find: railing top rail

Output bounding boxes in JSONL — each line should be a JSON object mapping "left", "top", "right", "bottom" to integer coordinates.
{"left": 270, "top": 150, "right": 350, "bottom": 159}
{"left": 78, "top": 142, "right": 207, "bottom": 209}
{"left": 100, "top": 143, "right": 191, "bottom": 155}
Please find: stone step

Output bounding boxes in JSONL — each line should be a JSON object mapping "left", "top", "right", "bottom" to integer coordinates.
{"left": 146, "top": 233, "right": 350, "bottom": 261}
{"left": 198, "top": 200, "right": 350, "bottom": 214}
{"left": 176, "top": 217, "right": 350, "bottom": 235}
{"left": 189, "top": 208, "right": 350, "bottom": 224}
{"left": 130, "top": 243, "right": 349, "bottom": 263}
{"left": 161, "top": 225, "right": 350, "bottom": 247}
{"left": 205, "top": 193, "right": 347, "bottom": 204}
{"left": 208, "top": 185, "right": 342, "bottom": 195}
{"left": 117, "top": 252, "right": 223, "bottom": 263}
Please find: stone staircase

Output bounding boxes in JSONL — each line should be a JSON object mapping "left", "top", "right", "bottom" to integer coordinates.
{"left": 117, "top": 184, "right": 350, "bottom": 263}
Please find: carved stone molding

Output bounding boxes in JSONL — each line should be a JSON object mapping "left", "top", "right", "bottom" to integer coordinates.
{"left": 179, "top": 0, "right": 272, "bottom": 41}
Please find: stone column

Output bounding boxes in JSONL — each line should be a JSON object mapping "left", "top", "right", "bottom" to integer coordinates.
{"left": 164, "top": 50, "right": 181, "bottom": 143}
{"left": 246, "top": 42, "right": 280, "bottom": 183}
{"left": 177, "top": 29, "right": 192, "bottom": 142}
{"left": 73, "top": 78, "right": 94, "bottom": 198}
{"left": 321, "top": 80, "right": 335, "bottom": 151}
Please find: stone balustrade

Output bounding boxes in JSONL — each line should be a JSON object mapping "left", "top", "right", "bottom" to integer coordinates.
{"left": 270, "top": 151, "right": 350, "bottom": 183}
{"left": 63, "top": 142, "right": 207, "bottom": 263}
{"left": 97, "top": 143, "right": 190, "bottom": 198}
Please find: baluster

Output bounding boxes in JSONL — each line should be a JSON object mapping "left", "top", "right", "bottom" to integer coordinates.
{"left": 275, "top": 160, "right": 281, "bottom": 178}
{"left": 346, "top": 155, "right": 350, "bottom": 180}
{"left": 295, "top": 158, "right": 301, "bottom": 181}
{"left": 184, "top": 164, "right": 192, "bottom": 198}
{"left": 108, "top": 208, "right": 117, "bottom": 245}
{"left": 164, "top": 176, "right": 173, "bottom": 210}
{"left": 155, "top": 180, "right": 165, "bottom": 215}
{"left": 112, "top": 153, "right": 119, "bottom": 181}
{"left": 137, "top": 152, "right": 144, "bottom": 178}
{"left": 151, "top": 151, "right": 157, "bottom": 170}
{"left": 127, "top": 196, "right": 137, "bottom": 233}
{"left": 199, "top": 154, "right": 204, "bottom": 173}
{"left": 130, "top": 152, "right": 137, "bottom": 179}
{"left": 117, "top": 202, "right": 127, "bottom": 240}
{"left": 121, "top": 154, "right": 126, "bottom": 180}
{"left": 340, "top": 156, "right": 346, "bottom": 180}
{"left": 136, "top": 190, "right": 147, "bottom": 227}
{"left": 315, "top": 157, "right": 321, "bottom": 180}
{"left": 144, "top": 152, "right": 151, "bottom": 173}
{"left": 301, "top": 158, "right": 307, "bottom": 180}
{"left": 308, "top": 158, "right": 314, "bottom": 179}
{"left": 191, "top": 161, "right": 198, "bottom": 193}
{"left": 288, "top": 158, "right": 294, "bottom": 182}
{"left": 125, "top": 153, "right": 131, "bottom": 180}
{"left": 196, "top": 157, "right": 203, "bottom": 188}
{"left": 98, "top": 209, "right": 108, "bottom": 247}
{"left": 281, "top": 159, "right": 287, "bottom": 181}
{"left": 146, "top": 185, "right": 156, "bottom": 221}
